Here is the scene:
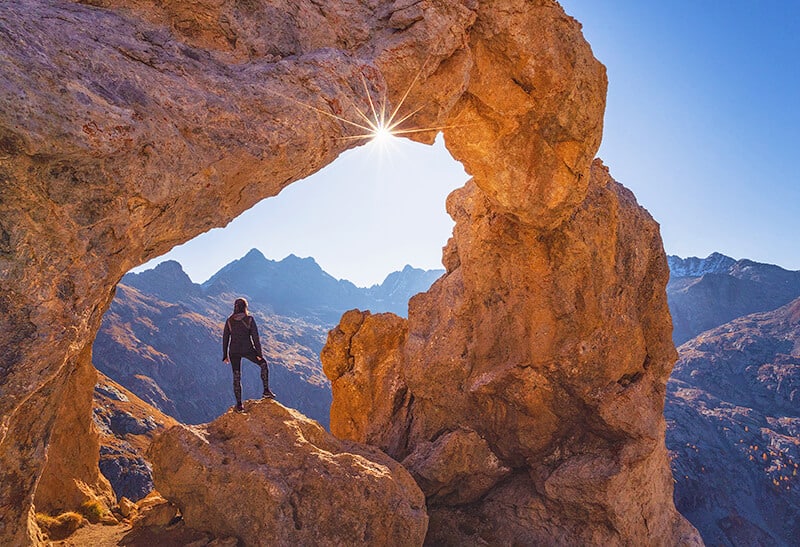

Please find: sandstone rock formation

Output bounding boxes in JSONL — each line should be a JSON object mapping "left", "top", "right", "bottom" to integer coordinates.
{"left": 149, "top": 400, "right": 428, "bottom": 546}
{"left": 0, "top": 0, "right": 697, "bottom": 544}
{"left": 323, "top": 161, "right": 701, "bottom": 544}
{"left": 667, "top": 297, "right": 800, "bottom": 545}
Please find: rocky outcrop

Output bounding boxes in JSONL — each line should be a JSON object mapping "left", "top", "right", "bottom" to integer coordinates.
{"left": 148, "top": 400, "right": 428, "bottom": 546}
{"left": 323, "top": 161, "right": 701, "bottom": 544}
{"left": 667, "top": 298, "right": 800, "bottom": 545}
{"left": 0, "top": 0, "right": 693, "bottom": 544}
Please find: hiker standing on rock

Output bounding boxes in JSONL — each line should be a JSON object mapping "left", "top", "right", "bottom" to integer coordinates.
{"left": 223, "top": 297, "right": 275, "bottom": 412}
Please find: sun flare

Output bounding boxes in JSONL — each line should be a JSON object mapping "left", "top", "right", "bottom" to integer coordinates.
{"left": 268, "top": 54, "right": 469, "bottom": 149}
{"left": 371, "top": 122, "right": 394, "bottom": 144}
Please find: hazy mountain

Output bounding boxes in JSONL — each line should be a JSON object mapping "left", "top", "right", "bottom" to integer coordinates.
{"left": 93, "top": 252, "right": 444, "bottom": 428}
{"left": 364, "top": 264, "right": 444, "bottom": 315}
{"left": 202, "top": 249, "right": 444, "bottom": 321}
{"left": 666, "top": 297, "right": 800, "bottom": 545}
{"left": 203, "top": 249, "right": 365, "bottom": 324}
{"left": 667, "top": 253, "right": 800, "bottom": 344}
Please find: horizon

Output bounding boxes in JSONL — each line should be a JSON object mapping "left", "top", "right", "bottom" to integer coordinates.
{"left": 135, "top": 247, "right": 446, "bottom": 289}
{"left": 133, "top": 1, "right": 799, "bottom": 287}
{"left": 135, "top": 247, "right": 793, "bottom": 289}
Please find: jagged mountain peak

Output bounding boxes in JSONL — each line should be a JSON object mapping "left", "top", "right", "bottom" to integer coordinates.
{"left": 122, "top": 260, "right": 200, "bottom": 302}
{"left": 242, "top": 247, "right": 267, "bottom": 261}
{"left": 278, "top": 253, "right": 326, "bottom": 274}
{"left": 667, "top": 252, "right": 736, "bottom": 278}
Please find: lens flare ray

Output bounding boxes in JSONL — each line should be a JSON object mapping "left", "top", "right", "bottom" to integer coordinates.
{"left": 269, "top": 52, "right": 474, "bottom": 146}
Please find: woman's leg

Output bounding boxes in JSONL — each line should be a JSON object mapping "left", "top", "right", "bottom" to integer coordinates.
{"left": 244, "top": 352, "right": 272, "bottom": 398}
{"left": 230, "top": 355, "right": 243, "bottom": 408}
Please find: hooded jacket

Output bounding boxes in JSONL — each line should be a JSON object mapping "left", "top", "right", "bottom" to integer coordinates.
{"left": 222, "top": 312, "right": 263, "bottom": 358}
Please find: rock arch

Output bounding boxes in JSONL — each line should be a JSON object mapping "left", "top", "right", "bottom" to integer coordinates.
{"left": 0, "top": 0, "right": 698, "bottom": 544}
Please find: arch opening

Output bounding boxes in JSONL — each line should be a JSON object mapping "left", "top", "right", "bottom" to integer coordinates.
{"left": 89, "top": 133, "right": 466, "bottom": 502}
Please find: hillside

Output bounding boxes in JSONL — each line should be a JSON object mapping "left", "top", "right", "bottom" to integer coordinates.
{"left": 666, "top": 297, "right": 800, "bottom": 545}
{"left": 94, "top": 372, "right": 178, "bottom": 502}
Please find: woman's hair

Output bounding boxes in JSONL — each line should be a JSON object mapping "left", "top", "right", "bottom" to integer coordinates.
{"left": 233, "top": 298, "right": 248, "bottom": 314}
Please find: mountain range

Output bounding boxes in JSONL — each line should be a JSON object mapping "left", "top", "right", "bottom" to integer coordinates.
{"left": 93, "top": 250, "right": 443, "bottom": 426}
{"left": 667, "top": 252, "right": 800, "bottom": 344}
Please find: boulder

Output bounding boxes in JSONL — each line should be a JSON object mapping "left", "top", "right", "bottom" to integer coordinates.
{"left": 118, "top": 497, "right": 137, "bottom": 519}
{"left": 148, "top": 400, "right": 427, "bottom": 546}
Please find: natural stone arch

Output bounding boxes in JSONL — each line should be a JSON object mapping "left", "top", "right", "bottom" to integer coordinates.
{"left": 0, "top": 0, "right": 698, "bottom": 544}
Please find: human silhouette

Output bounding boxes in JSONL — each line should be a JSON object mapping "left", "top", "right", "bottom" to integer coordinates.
{"left": 222, "top": 297, "right": 275, "bottom": 412}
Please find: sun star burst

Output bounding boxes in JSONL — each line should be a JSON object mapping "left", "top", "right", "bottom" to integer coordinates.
{"left": 268, "top": 54, "right": 469, "bottom": 147}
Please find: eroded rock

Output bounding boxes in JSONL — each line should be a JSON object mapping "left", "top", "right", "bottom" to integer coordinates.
{"left": 323, "top": 162, "right": 702, "bottom": 544}
{"left": 0, "top": 0, "right": 471, "bottom": 541}
{"left": 148, "top": 400, "right": 428, "bottom": 546}
{"left": 1, "top": 0, "right": 697, "bottom": 544}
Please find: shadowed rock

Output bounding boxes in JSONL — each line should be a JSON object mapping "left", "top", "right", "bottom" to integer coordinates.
{"left": 148, "top": 400, "right": 428, "bottom": 546}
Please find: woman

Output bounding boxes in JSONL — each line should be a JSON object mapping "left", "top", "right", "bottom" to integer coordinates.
{"left": 222, "top": 297, "right": 275, "bottom": 412}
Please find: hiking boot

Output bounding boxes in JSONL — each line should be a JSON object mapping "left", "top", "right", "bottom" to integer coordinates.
{"left": 262, "top": 390, "right": 275, "bottom": 400}
{"left": 235, "top": 402, "right": 245, "bottom": 412}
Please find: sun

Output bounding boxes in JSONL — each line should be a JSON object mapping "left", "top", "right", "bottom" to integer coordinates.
{"left": 371, "top": 122, "right": 394, "bottom": 144}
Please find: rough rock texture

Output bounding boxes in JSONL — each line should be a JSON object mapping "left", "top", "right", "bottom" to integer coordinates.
{"left": 0, "top": 0, "right": 696, "bottom": 544}
{"left": 32, "top": 345, "right": 116, "bottom": 517}
{"left": 324, "top": 162, "right": 700, "bottom": 545}
{"left": 666, "top": 297, "right": 800, "bottom": 546}
{"left": 149, "top": 400, "right": 428, "bottom": 546}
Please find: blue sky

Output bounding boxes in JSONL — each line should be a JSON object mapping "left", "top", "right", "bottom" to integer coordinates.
{"left": 136, "top": 1, "right": 799, "bottom": 287}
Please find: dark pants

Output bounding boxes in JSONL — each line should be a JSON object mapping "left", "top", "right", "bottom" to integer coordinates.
{"left": 230, "top": 351, "right": 269, "bottom": 405}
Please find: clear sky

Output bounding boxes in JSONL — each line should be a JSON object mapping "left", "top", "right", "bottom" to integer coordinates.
{"left": 135, "top": 1, "right": 799, "bottom": 286}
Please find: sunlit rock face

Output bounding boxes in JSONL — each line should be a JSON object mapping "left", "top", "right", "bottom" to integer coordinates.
{"left": 149, "top": 400, "right": 428, "bottom": 545}
{"left": 324, "top": 162, "right": 702, "bottom": 544}
{"left": 0, "top": 0, "right": 697, "bottom": 544}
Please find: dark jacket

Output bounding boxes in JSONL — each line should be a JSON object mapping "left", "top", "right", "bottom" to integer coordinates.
{"left": 222, "top": 312, "right": 263, "bottom": 358}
